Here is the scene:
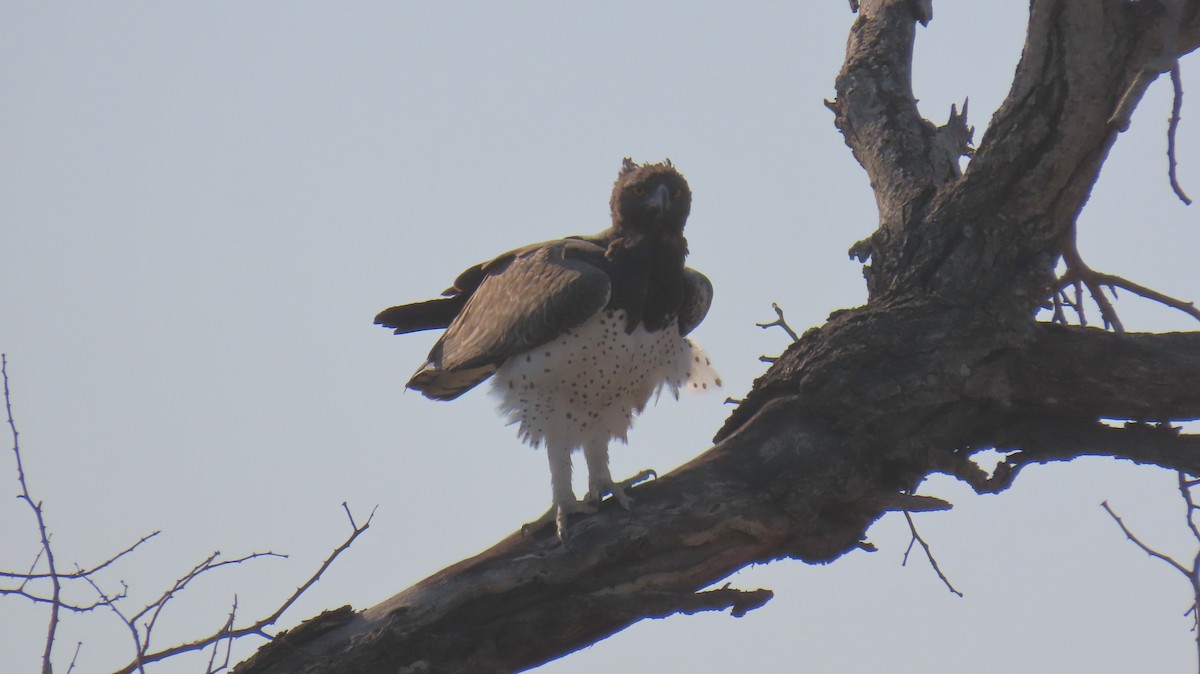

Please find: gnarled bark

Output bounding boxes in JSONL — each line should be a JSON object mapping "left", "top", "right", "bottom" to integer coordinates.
{"left": 233, "top": 2, "right": 1200, "bottom": 672}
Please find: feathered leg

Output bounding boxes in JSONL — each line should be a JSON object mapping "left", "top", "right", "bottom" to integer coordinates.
{"left": 523, "top": 442, "right": 594, "bottom": 541}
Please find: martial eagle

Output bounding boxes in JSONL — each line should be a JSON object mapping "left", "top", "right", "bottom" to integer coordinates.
{"left": 375, "top": 158, "right": 719, "bottom": 540}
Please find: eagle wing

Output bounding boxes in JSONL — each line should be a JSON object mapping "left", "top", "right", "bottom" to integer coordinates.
{"left": 407, "top": 239, "right": 612, "bottom": 400}
{"left": 679, "top": 267, "right": 713, "bottom": 336}
{"left": 374, "top": 240, "right": 550, "bottom": 335}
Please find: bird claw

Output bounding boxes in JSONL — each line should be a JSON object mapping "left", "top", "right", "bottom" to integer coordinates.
{"left": 524, "top": 469, "right": 658, "bottom": 542}
{"left": 585, "top": 468, "right": 658, "bottom": 510}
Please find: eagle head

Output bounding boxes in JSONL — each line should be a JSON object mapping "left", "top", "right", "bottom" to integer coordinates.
{"left": 610, "top": 158, "right": 692, "bottom": 244}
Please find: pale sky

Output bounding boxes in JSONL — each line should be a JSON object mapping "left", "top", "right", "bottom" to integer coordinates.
{"left": 2, "top": 3, "right": 1198, "bottom": 673}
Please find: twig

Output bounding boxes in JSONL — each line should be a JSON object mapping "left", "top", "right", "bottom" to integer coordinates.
{"left": 205, "top": 596, "right": 238, "bottom": 674}
{"left": 4, "top": 354, "right": 62, "bottom": 674}
{"left": 1103, "top": 479, "right": 1200, "bottom": 665}
{"left": 65, "top": 642, "right": 82, "bottom": 674}
{"left": 900, "top": 510, "right": 963, "bottom": 597}
{"left": 1179, "top": 472, "right": 1200, "bottom": 638}
{"left": 1101, "top": 500, "right": 1190, "bottom": 577}
{"left": 1069, "top": 268, "right": 1200, "bottom": 325}
{"left": 1057, "top": 235, "right": 1124, "bottom": 331}
{"left": 2, "top": 577, "right": 128, "bottom": 612}
{"left": 1168, "top": 64, "right": 1192, "bottom": 205}
{"left": 134, "top": 549, "right": 286, "bottom": 655}
{"left": 1, "top": 532, "right": 160, "bottom": 582}
{"left": 756, "top": 303, "right": 800, "bottom": 342}
{"left": 1180, "top": 472, "right": 1200, "bottom": 544}
{"left": 1054, "top": 227, "right": 1200, "bottom": 331}
{"left": 81, "top": 574, "right": 145, "bottom": 674}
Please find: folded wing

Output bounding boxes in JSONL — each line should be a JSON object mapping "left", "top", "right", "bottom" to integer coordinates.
{"left": 407, "top": 240, "right": 612, "bottom": 400}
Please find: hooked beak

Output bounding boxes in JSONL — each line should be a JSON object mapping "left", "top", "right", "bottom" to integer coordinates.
{"left": 646, "top": 184, "right": 671, "bottom": 215}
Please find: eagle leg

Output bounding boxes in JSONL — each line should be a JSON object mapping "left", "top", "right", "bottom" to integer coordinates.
{"left": 522, "top": 443, "right": 596, "bottom": 541}
{"left": 583, "top": 442, "right": 656, "bottom": 510}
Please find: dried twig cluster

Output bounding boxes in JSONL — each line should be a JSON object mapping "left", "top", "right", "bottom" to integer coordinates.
{"left": 1102, "top": 472, "right": 1200, "bottom": 663}
{"left": 1052, "top": 231, "right": 1200, "bottom": 333}
{"left": 1, "top": 354, "right": 374, "bottom": 674}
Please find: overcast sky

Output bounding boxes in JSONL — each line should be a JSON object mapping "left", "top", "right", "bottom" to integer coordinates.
{"left": 2, "top": 3, "right": 1199, "bottom": 673}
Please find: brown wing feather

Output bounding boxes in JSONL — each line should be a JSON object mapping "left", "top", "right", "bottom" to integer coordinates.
{"left": 679, "top": 268, "right": 713, "bottom": 336}
{"left": 408, "top": 239, "right": 611, "bottom": 399}
{"left": 374, "top": 241, "right": 571, "bottom": 335}
{"left": 374, "top": 296, "right": 467, "bottom": 334}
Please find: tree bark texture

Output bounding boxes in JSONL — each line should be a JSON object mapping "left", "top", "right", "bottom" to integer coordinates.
{"left": 234, "top": 2, "right": 1200, "bottom": 672}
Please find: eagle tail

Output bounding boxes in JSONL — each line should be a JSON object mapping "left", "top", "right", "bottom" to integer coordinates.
{"left": 406, "top": 361, "right": 497, "bottom": 401}
{"left": 374, "top": 297, "right": 466, "bottom": 335}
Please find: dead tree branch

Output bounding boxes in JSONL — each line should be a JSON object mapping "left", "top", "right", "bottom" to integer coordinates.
{"left": 1, "top": 533, "right": 159, "bottom": 584}
{"left": 901, "top": 508, "right": 963, "bottom": 597}
{"left": 1102, "top": 499, "right": 1190, "bottom": 576}
{"left": 1055, "top": 230, "right": 1200, "bottom": 331}
{"left": 1103, "top": 474, "right": 1200, "bottom": 664}
{"left": 109, "top": 504, "right": 375, "bottom": 674}
{"left": 1169, "top": 64, "right": 1193, "bottom": 205}
{"left": 756, "top": 302, "right": 801, "bottom": 342}
{"left": 3, "top": 353, "right": 375, "bottom": 674}
{"left": 4, "top": 354, "right": 62, "bottom": 674}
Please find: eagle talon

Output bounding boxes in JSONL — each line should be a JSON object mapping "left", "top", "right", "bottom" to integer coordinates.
{"left": 624, "top": 469, "right": 657, "bottom": 487}
{"left": 586, "top": 468, "right": 657, "bottom": 510}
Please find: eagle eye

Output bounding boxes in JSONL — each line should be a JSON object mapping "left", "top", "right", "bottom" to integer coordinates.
{"left": 673, "top": 188, "right": 684, "bottom": 199}
{"left": 632, "top": 185, "right": 646, "bottom": 196}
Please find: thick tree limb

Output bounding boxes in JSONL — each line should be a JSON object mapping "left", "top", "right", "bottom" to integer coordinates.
{"left": 1011, "top": 326, "right": 1200, "bottom": 421}
{"left": 830, "top": 0, "right": 946, "bottom": 225}
{"left": 942, "top": 421, "right": 1200, "bottom": 495}
{"left": 235, "top": 318, "right": 1200, "bottom": 674}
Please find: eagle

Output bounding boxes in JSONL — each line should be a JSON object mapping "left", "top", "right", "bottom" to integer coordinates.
{"left": 375, "top": 158, "right": 719, "bottom": 540}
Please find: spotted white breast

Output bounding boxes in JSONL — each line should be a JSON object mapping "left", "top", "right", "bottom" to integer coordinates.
{"left": 491, "top": 309, "right": 721, "bottom": 451}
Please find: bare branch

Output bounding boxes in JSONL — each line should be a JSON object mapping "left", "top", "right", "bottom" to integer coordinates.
{"left": 65, "top": 642, "right": 82, "bottom": 674}
{"left": 2, "top": 573, "right": 129, "bottom": 613}
{"left": 257, "top": 503, "right": 376, "bottom": 629}
{"left": 134, "top": 549, "right": 287, "bottom": 654}
{"left": 4, "top": 354, "right": 62, "bottom": 674}
{"left": 1057, "top": 232, "right": 1124, "bottom": 331}
{"left": 205, "top": 596, "right": 239, "bottom": 674}
{"left": 1180, "top": 472, "right": 1200, "bottom": 544}
{"left": 1, "top": 532, "right": 161, "bottom": 582}
{"left": 756, "top": 303, "right": 800, "bottom": 342}
{"left": 1169, "top": 64, "right": 1193, "bottom": 205}
{"left": 901, "top": 510, "right": 963, "bottom": 597}
{"left": 1101, "top": 500, "right": 1190, "bottom": 577}
{"left": 110, "top": 505, "right": 375, "bottom": 674}
{"left": 1056, "top": 244, "right": 1200, "bottom": 330}
{"left": 1106, "top": 472, "right": 1200, "bottom": 663}
{"left": 81, "top": 573, "right": 146, "bottom": 674}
